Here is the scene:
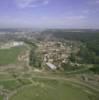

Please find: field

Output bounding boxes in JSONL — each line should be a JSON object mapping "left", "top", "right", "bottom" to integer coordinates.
{"left": 0, "top": 80, "right": 21, "bottom": 90}
{"left": 0, "top": 73, "right": 14, "bottom": 80}
{"left": 10, "top": 78, "right": 98, "bottom": 100}
{"left": 0, "top": 96, "right": 3, "bottom": 100}
{"left": 0, "top": 46, "right": 25, "bottom": 65}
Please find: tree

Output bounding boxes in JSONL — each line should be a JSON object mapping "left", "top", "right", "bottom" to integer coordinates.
{"left": 90, "top": 65, "right": 99, "bottom": 74}
{"left": 69, "top": 53, "right": 76, "bottom": 62}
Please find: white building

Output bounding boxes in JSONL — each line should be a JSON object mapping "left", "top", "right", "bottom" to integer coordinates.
{"left": 46, "top": 63, "right": 57, "bottom": 70}
{"left": 0, "top": 41, "right": 24, "bottom": 49}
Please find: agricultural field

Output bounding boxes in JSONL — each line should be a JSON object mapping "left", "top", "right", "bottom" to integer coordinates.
{"left": 0, "top": 80, "right": 21, "bottom": 90}
{"left": 0, "top": 46, "right": 26, "bottom": 65}
{"left": 10, "top": 78, "right": 99, "bottom": 100}
{"left": 0, "top": 73, "right": 14, "bottom": 80}
{"left": 0, "top": 96, "right": 3, "bottom": 100}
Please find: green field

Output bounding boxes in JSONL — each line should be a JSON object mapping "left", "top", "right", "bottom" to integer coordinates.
{"left": 0, "top": 46, "right": 25, "bottom": 65}
{"left": 0, "top": 96, "right": 3, "bottom": 100}
{"left": 10, "top": 78, "right": 98, "bottom": 100}
{"left": 0, "top": 80, "right": 21, "bottom": 90}
{"left": 0, "top": 73, "right": 14, "bottom": 80}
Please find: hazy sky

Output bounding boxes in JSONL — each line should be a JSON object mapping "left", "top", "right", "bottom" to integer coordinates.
{"left": 0, "top": 0, "right": 99, "bottom": 28}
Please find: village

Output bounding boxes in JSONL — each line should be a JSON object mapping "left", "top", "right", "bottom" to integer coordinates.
{"left": 37, "top": 41, "right": 78, "bottom": 70}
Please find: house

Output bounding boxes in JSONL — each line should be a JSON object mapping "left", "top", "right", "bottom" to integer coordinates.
{"left": 46, "top": 63, "right": 57, "bottom": 70}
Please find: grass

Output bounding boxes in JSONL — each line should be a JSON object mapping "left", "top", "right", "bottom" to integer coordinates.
{"left": 10, "top": 78, "right": 96, "bottom": 100}
{"left": 0, "top": 80, "right": 21, "bottom": 90}
{"left": 17, "top": 78, "right": 32, "bottom": 85}
{"left": 0, "top": 73, "right": 14, "bottom": 80}
{"left": 0, "top": 96, "right": 3, "bottom": 100}
{"left": 0, "top": 46, "right": 25, "bottom": 65}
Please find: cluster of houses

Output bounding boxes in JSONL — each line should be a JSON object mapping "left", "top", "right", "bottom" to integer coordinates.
{"left": 37, "top": 41, "right": 72, "bottom": 70}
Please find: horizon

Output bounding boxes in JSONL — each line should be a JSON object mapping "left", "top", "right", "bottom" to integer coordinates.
{"left": 0, "top": 0, "right": 99, "bottom": 29}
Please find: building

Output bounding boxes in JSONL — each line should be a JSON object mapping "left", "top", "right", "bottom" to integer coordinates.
{"left": 46, "top": 63, "right": 57, "bottom": 70}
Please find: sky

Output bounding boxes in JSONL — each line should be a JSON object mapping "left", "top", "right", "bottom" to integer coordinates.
{"left": 0, "top": 0, "right": 99, "bottom": 29}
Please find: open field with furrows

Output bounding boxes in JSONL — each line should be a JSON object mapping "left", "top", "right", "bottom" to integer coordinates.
{"left": 0, "top": 46, "right": 26, "bottom": 65}
{"left": 10, "top": 78, "right": 99, "bottom": 100}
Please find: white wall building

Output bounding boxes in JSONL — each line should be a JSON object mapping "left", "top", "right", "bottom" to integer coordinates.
{"left": 46, "top": 63, "right": 57, "bottom": 70}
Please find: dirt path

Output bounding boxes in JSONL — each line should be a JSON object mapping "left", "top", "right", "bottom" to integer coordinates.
{"left": 30, "top": 75, "right": 99, "bottom": 92}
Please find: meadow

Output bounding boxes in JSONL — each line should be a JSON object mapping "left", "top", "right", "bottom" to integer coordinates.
{"left": 10, "top": 78, "right": 98, "bottom": 100}
{"left": 0, "top": 96, "right": 3, "bottom": 100}
{"left": 0, "top": 46, "right": 25, "bottom": 65}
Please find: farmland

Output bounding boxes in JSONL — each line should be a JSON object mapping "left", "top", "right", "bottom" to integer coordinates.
{"left": 10, "top": 78, "right": 98, "bottom": 100}
{"left": 0, "top": 96, "right": 3, "bottom": 100}
{"left": 0, "top": 46, "right": 26, "bottom": 65}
